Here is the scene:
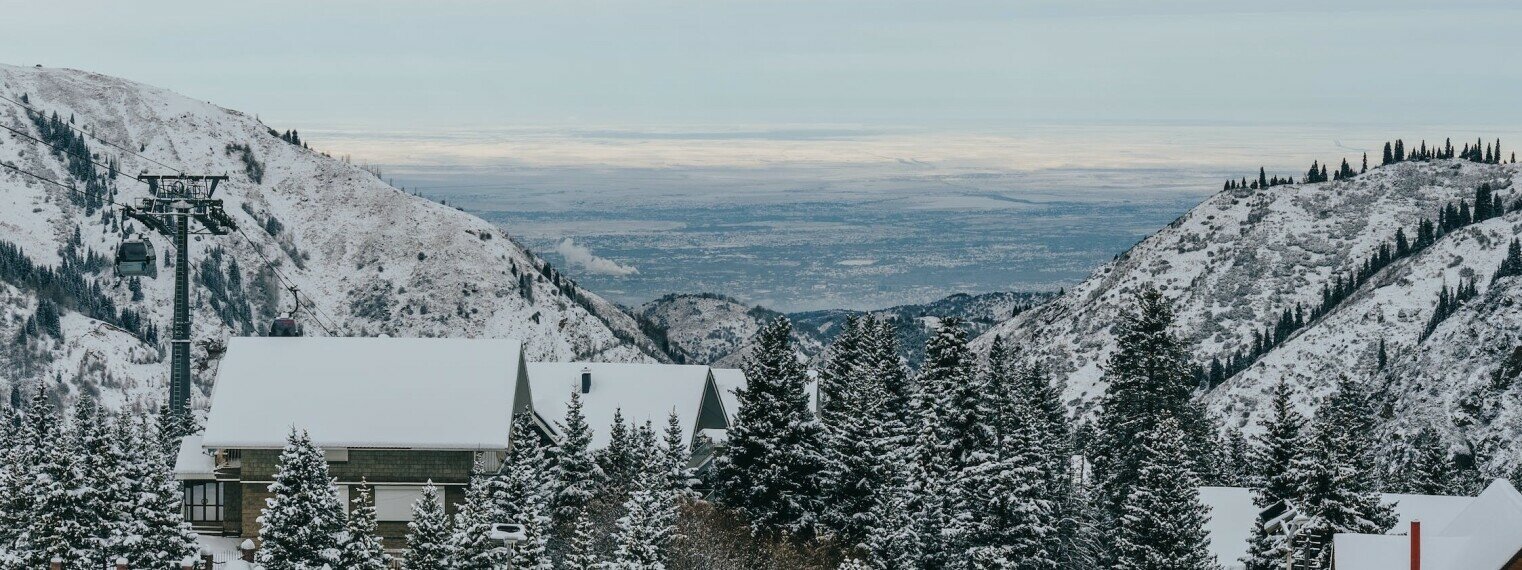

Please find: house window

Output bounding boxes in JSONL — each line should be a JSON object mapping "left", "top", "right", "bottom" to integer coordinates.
{"left": 373, "top": 486, "right": 427, "bottom": 522}
{"left": 323, "top": 447, "right": 350, "bottom": 462}
{"left": 182, "top": 481, "right": 224, "bottom": 523}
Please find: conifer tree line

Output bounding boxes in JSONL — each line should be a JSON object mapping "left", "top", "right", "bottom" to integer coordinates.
{"left": 1203, "top": 181, "right": 1519, "bottom": 387}
{"left": 1223, "top": 137, "right": 1515, "bottom": 193}
{"left": 259, "top": 393, "right": 702, "bottom": 569}
{"left": 1382, "top": 137, "right": 1507, "bottom": 165}
{"left": 0, "top": 389, "right": 197, "bottom": 569}
{"left": 26, "top": 109, "right": 116, "bottom": 215}
{"left": 0, "top": 238, "right": 157, "bottom": 346}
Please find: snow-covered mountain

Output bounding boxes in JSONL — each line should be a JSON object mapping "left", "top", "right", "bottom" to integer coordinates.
{"left": 0, "top": 64, "right": 667, "bottom": 413}
{"left": 640, "top": 290, "right": 1053, "bottom": 366}
{"left": 974, "top": 157, "right": 1522, "bottom": 473}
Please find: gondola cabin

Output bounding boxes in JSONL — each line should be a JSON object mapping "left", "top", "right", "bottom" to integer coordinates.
{"left": 269, "top": 317, "right": 303, "bottom": 337}
{"left": 114, "top": 239, "right": 156, "bottom": 277}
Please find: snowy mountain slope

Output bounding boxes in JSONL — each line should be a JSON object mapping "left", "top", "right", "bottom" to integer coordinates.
{"left": 636, "top": 293, "right": 789, "bottom": 365}
{"left": 641, "top": 290, "right": 1053, "bottom": 366}
{"left": 0, "top": 63, "right": 667, "bottom": 412}
{"left": 973, "top": 159, "right": 1520, "bottom": 430}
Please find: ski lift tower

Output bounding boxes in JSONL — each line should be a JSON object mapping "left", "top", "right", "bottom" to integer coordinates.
{"left": 121, "top": 175, "right": 236, "bottom": 417}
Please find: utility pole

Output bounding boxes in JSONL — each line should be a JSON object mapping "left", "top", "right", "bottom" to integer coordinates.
{"left": 121, "top": 175, "right": 235, "bottom": 417}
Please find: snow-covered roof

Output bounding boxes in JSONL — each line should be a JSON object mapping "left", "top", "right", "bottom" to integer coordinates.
{"left": 202, "top": 337, "right": 526, "bottom": 450}
{"left": 526, "top": 362, "right": 713, "bottom": 448}
{"left": 1332, "top": 479, "right": 1522, "bottom": 570}
{"left": 1332, "top": 534, "right": 1468, "bottom": 570}
{"left": 173, "top": 434, "right": 216, "bottom": 480}
{"left": 1199, "top": 486, "right": 1255, "bottom": 569}
{"left": 1199, "top": 486, "right": 1486, "bottom": 570}
{"left": 1383, "top": 493, "right": 1475, "bottom": 533}
{"left": 1438, "top": 478, "right": 1522, "bottom": 569}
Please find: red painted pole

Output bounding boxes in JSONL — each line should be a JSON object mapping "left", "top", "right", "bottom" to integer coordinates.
{"left": 1411, "top": 519, "right": 1422, "bottom": 570}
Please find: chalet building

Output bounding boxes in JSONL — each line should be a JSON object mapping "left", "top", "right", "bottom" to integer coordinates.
{"left": 1332, "top": 479, "right": 1522, "bottom": 570}
{"left": 524, "top": 362, "right": 736, "bottom": 469}
{"left": 1199, "top": 480, "right": 1522, "bottom": 570}
{"left": 176, "top": 336, "right": 750, "bottom": 547}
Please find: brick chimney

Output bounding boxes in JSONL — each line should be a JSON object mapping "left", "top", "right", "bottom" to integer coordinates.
{"left": 1411, "top": 519, "right": 1422, "bottom": 570}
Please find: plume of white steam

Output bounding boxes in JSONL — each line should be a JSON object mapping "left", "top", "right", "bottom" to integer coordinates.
{"left": 555, "top": 238, "right": 639, "bottom": 277}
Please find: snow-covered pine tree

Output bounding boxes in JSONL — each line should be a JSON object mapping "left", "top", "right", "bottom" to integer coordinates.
{"left": 112, "top": 415, "right": 197, "bottom": 569}
{"left": 21, "top": 395, "right": 92, "bottom": 569}
{"left": 956, "top": 390, "right": 1058, "bottom": 569}
{"left": 1091, "top": 287, "right": 1213, "bottom": 536}
{"left": 635, "top": 419, "right": 659, "bottom": 469}
{"left": 449, "top": 459, "right": 510, "bottom": 570}
{"left": 561, "top": 511, "right": 601, "bottom": 570}
{"left": 598, "top": 408, "right": 639, "bottom": 500}
{"left": 608, "top": 470, "right": 676, "bottom": 570}
{"left": 403, "top": 482, "right": 451, "bottom": 570}
{"left": 497, "top": 412, "right": 555, "bottom": 570}
{"left": 659, "top": 410, "right": 696, "bottom": 501}
{"left": 73, "top": 401, "right": 129, "bottom": 568}
{"left": 919, "top": 319, "right": 990, "bottom": 471}
{"left": 819, "top": 317, "right": 899, "bottom": 553}
{"left": 256, "top": 429, "right": 347, "bottom": 570}
{"left": 1391, "top": 425, "right": 1457, "bottom": 494}
{"left": 1113, "top": 418, "right": 1220, "bottom": 570}
{"left": 1217, "top": 425, "right": 1253, "bottom": 487}
{"left": 1291, "top": 378, "right": 1395, "bottom": 567}
{"left": 551, "top": 388, "right": 603, "bottom": 531}
{"left": 714, "top": 317, "right": 829, "bottom": 539}
{"left": 0, "top": 388, "right": 51, "bottom": 569}
{"left": 340, "top": 484, "right": 393, "bottom": 570}
{"left": 1252, "top": 379, "right": 1305, "bottom": 506}
{"left": 818, "top": 315, "right": 868, "bottom": 421}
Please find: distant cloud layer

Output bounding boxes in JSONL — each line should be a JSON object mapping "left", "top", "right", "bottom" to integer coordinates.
{"left": 555, "top": 238, "right": 639, "bottom": 277}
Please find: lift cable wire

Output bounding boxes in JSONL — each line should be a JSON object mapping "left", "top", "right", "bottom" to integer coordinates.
{"left": 0, "top": 92, "right": 185, "bottom": 175}
{"left": 1, "top": 104, "right": 341, "bottom": 335}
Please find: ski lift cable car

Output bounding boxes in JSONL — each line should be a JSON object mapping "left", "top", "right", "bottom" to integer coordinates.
{"left": 114, "top": 235, "right": 157, "bottom": 278}
{"left": 268, "top": 285, "right": 306, "bottom": 337}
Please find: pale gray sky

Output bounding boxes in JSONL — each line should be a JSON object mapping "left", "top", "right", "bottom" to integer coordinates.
{"left": 4, "top": 0, "right": 1520, "bottom": 133}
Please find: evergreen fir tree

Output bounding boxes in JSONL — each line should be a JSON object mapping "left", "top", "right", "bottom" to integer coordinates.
{"left": 112, "top": 416, "right": 197, "bottom": 570}
{"left": 659, "top": 410, "right": 696, "bottom": 501}
{"left": 1494, "top": 238, "right": 1522, "bottom": 282}
{"left": 256, "top": 429, "right": 347, "bottom": 570}
{"left": 449, "top": 460, "right": 510, "bottom": 570}
{"left": 498, "top": 412, "right": 555, "bottom": 570}
{"left": 403, "top": 483, "right": 452, "bottom": 570}
{"left": 1394, "top": 425, "right": 1457, "bottom": 495}
{"left": 597, "top": 408, "right": 639, "bottom": 500}
{"left": 714, "top": 317, "right": 829, "bottom": 538}
{"left": 1291, "top": 378, "right": 1396, "bottom": 567}
{"left": 551, "top": 389, "right": 603, "bottom": 531}
{"left": 1113, "top": 418, "right": 1220, "bottom": 570}
{"left": 820, "top": 316, "right": 900, "bottom": 553}
{"left": 608, "top": 470, "right": 676, "bottom": 570}
{"left": 1092, "top": 287, "right": 1212, "bottom": 530}
{"left": 1252, "top": 379, "right": 1305, "bottom": 505}
{"left": 561, "top": 512, "right": 601, "bottom": 570}
{"left": 1240, "top": 518, "right": 1286, "bottom": 570}
{"left": 19, "top": 398, "right": 92, "bottom": 569}
{"left": 340, "top": 484, "right": 393, "bottom": 570}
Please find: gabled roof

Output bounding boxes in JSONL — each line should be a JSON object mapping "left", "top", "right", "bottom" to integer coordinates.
{"left": 1198, "top": 486, "right": 1481, "bottom": 570}
{"left": 527, "top": 362, "right": 713, "bottom": 448}
{"left": 1441, "top": 479, "right": 1522, "bottom": 569}
{"left": 202, "top": 337, "right": 525, "bottom": 450}
{"left": 1331, "top": 479, "right": 1522, "bottom": 570}
{"left": 710, "top": 367, "right": 746, "bottom": 423}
